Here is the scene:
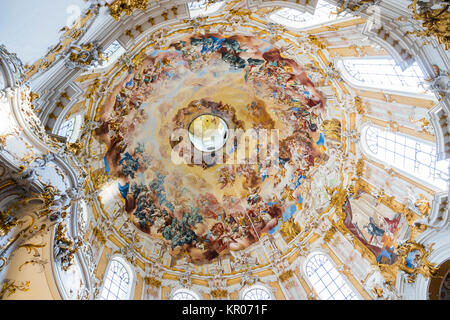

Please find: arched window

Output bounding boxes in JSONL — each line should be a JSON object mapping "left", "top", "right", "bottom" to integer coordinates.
{"left": 362, "top": 125, "right": 449, "bottom": 190}
{"left": 305, "top": 253, "right": 358, "bottom": 300}
{"left": 242, "top": 285, "right": 273, "bottom": 300}
{"left": 100, "top": 257, "right": 133, "bottom": 300}
{"left": 58, "top": 118, "right": 75, "bottom": 140}
{"left": 269, "top": 0, "right": 352, "bottom": 29}
{"left": 58, "top": 114, "right": 83, "bottom": 143}
{"left": 188, "top": 1, "right": 225, "bottom": 18}
{"left": 171, "top": 288, "right": 200, "bottom": 300}
{"left": 96, "top": 40, "right": 126, "bottom": 70}
{"left": 341, "top": 58, "right": 429, "bottom": 94}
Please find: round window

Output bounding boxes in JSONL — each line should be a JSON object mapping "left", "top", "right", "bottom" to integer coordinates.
{"left": 188, "top": 114, "right": 229, "bottom": 152}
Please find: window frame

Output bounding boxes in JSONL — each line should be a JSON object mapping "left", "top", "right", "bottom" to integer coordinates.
{"left": 88, "top": 40, "right": 126, "bottom": 72}
{"left": 171, "top": 288, "right": 201, "bottom": 300}
{"left": 99, "top": 255, "right": 135, "bottom": 300}
{"left": 58, "top": 114, "right": 83, "bottom": 143}
{"left": 337, "top": 57, "right": 433, "bottom": 97}
{"left": 187, "top": 0, "right": 225, "bottom": 19}
{"left": 268, "top": 0, "right": 355, "bottom": 31}
{"left": 360, "top": 125, "right": 449, "bottom": 191}
{"left": 302, "top": 251, "right": 360, "bottom": 300}
{"left": 240, "top": 284, "right": 274, "bottom": 300}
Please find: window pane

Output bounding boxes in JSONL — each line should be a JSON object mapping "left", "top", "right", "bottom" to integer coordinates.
{"left": 188, "top": 0, "right": 224, "bottom": 18}
{"left": 305, "top": 254, "right": 359, "bottom": 300}
{"left": 364, "top": 126, "right": 449, "bottom": 190}
{"left": 172, "top": 289, "right": 199, "bottom": 300}
{"left": 342, "top": 58, "right": 429, "bottom": 94}
{"left": 58, "top": 118, "right": 75, "bottom": 139}
{"left": 100, "top": 258, "right": 131, "bottom": 300}
{"left": 269, "top": 0, "right": 353, "bottom": 29}
{"left": 242, "top": 285, "right": 272, "bottom": 300}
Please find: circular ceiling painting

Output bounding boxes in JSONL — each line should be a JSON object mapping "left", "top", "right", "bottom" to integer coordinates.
{"left": 94, "top": 33, "right": 327, "bottom": 263}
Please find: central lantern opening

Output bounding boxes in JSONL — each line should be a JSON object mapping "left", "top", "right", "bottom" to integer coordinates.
{"left": 188, "top": 114, "right": 229, "bottom": 152}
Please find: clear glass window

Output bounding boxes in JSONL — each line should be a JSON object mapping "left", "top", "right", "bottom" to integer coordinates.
{"left": 92, "top": 40, "right": 126, "bottom": 70}
{"left": 58, "top": 118, "right": 75, "bottom": 140}
{"left": 242, "top": 285, "right": 272, "bottom": 300}
{"left": 305, "top": 254, "right": 358, "bottom": 300}
{"left": 100, "top": 258, "right": 132, "bottom": 300}
{"left": 342, "top": 58, "right": 429, "bottom": 94}
{"left": 269, "top": 0, "right": 352, "bottom": 29}
{"left": 188, "top": 1, "right": 225, "bottom": 18}
{"left": 364, "top": 126, "right": 449, "bottom": 190}
{"left": 172, "top": 288, "right": 200, "bottom": 300}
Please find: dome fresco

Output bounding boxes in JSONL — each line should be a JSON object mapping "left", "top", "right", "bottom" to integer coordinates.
{"left": 0, "top": 0, "right": 449, "bottom": 302}
{"left": 95, "top": 34, "right": 327, "bottom": 263}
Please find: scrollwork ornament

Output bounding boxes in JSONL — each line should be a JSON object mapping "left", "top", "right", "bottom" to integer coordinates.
{"left": 0, "top": 280, "right": 30, "bottom": 299}
{"left": 394, "top": 241, "right": 439, "bottom": 283}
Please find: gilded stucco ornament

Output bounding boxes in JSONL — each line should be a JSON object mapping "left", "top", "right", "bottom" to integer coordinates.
{"left": 414, "top": 194, "right": 432, "bottom": 217}
{"left": 320, "top": 119, "right": 342, "bottom": 141}
{"left": 0, "top": 209, "right": 18, "bottom": 237}
{"left": 354, "top": 96, "right": 367, "bottom": 115}
{"left": 53, "top": 223, "right": 83, "bottom": 272}
{"left": 408, "top": 0, "right": 449, "bottom": 50}
{"left": 278, "top": 270, "right": 294, "bottom": 282}
{"left": 0, "top": 280, "right": 30, "bottom": 299}
{"left": 210, "top": 288, "right": 228, "bottom": 298}
{"left": 145, "top": 276, "right": 162, "bottom": 288}
{"left": 390, "top": 241, "right": 439, "bottom": 283}
{"left": 409, "top": 115, "right": 432, "bottom": 133}
{"left": 19, "top": 242, "right": 46, "bottom": 257}
{"left": 336, "top": 0, "right": 382, "bottom": 14}
{"left": 280, "top": 218, "right": 300, "bottom": 242}
{"left": 66, "top": 43, "right": 106, "bottom": 70}
{"left": 183, "top": 16, "right": 209, "bottom": 35}
{"left": 240, "top": 269, "right": 256, "bottom": 287}
{"left": 107, "top": 0, "right": 150, "bottom": 21}
{"left": 209, "top": 266, "right": 228, "bottom": 299}
{"left": 18, "top": 258, "right": 48, "bottom": 272}
{"left": 91, "top": 168, "right": 108, "bottom": 190}
{"left": 423, "top": 65, "right": 450, "bottom": 97}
